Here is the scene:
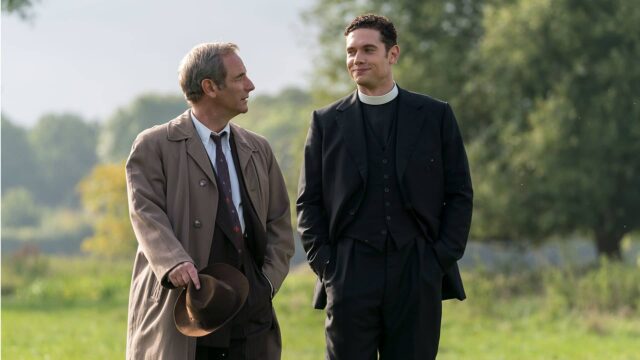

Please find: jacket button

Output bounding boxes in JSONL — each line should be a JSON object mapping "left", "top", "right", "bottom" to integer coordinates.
{"left": 349, "top": 210, "right": 356, "bottom": 216}
{"left": 193, "top": 220, "right": 202, "bottom": 228}
{"left": 199, "top": 179, "right": 207, "bottom": 187}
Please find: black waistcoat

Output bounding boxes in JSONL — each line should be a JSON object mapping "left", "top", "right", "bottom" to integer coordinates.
{"left": 343, "top": 102, "right": 422, "bottom": 251}
{"left": 198, "top": 133, "right": 273, "bottom": 347}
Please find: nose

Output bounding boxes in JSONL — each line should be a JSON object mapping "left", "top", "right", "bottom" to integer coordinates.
{"left": 353, "top": 50, "right": 365, "bottom": 65}
{"left": 245, "top": 77, "right": 255, "bottom": 92}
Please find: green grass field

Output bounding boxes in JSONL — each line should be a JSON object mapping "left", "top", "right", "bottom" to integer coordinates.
{"left": 2, "top": 256, "right": 640, "bottom": 359}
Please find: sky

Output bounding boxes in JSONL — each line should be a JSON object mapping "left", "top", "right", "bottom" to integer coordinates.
{"left": 1, "top": 0, "right": 317, "bottom": 127}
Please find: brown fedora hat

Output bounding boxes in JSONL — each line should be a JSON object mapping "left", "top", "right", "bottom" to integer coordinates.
{"left": 174, "top": 263, "right": 249, "bottom": 337}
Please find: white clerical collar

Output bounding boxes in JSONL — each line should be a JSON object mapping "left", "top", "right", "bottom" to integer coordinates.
{"left": 358, "top": 83, "right": 398, "bottom": 105}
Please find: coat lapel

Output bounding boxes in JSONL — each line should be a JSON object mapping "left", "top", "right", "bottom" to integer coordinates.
{"left": 395, "top": 88, "right": 426, "bottom": 181}
{"left": 168, "top": 110, "right": 217, "bottom": 185}
{"left": 230, "top": 124, "right": 261, "bottom": 221}
{"left": 336, "top": 92, "right": 368, "bottom": 182}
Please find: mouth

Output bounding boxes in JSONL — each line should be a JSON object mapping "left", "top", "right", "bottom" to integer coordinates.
{"left": 241, "top": 96, "right": 249, "bottom": 102}
{"left": 352, "top": 68, "right": 370, "bottom": 76}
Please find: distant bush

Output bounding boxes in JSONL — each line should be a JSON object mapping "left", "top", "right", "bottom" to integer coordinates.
{"left": 1, "top": 244, "right": 49, "bottom": 297}
{"left": 1, "top": 255, "right": 131, "bottom": 306}
{"left": 1, "top": 208, "right": 93, "bottom": 254}
{"left": 1, "top": 187, "right": 41, "bottom": 227}
{"left": 544, "top": 258, "right": 640, "bottom": 315}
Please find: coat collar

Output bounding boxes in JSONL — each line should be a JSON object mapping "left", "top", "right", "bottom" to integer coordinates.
{"left": 166, "top": 110, "right": 216, "bottom": 184}
{"left": 166, "top": 110, "right": 258, "bottom": 186}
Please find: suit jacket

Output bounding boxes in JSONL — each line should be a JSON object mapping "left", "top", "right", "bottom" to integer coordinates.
{"left": 297, "top": 88, "right": 473, "bottom": 309}
{"left": 125, "top": 110, "right": 294, "bottom": 360}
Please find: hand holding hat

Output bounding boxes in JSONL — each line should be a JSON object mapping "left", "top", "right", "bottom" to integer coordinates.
{"left": 174, "top": 263, "right": 249, "bottom": 337}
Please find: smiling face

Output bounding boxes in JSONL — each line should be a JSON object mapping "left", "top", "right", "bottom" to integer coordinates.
{"left": 346, "top": 28, "right": 399, "bottom": 95}
{"left": 213, "top": 52, "right": 255, "bottom": 117}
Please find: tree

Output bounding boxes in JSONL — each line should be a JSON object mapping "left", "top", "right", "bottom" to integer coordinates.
{"left": 29, "top": 113, "right": 98, "bottom": 206}
{"left": 97, "top": 93, "right": 187, "bottom": 162}
{"left": 1, "top": 187, "right": 41, "bottom": 227}
{"left": 1, "top": 0, "right": 38, "bottom": 19}
{"left": 78, "top": 163, "right": 136, "bottom": 257}
{"left": 469, "top": 0, "right": 640, "bottom": 258}
{"left": 1, "top": 115, "right": 39, "bottom": 195}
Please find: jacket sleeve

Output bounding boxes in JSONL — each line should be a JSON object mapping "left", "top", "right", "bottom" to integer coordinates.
{"left": 261, "top": 141, "right": 295, "bottom": 296}
{"left": 433, "top": 103, "right": 474, "bottom": 270}
{"left": 296, "top": 111, "right": 332, "bottom": 277}
{"left": 126, "top": 132, "right": 193, "bottom": 287}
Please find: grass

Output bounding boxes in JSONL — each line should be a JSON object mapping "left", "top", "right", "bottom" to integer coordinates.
{"left": 2, "top": 302, "right": 126, "bottom": 359}
{"left": 2, "top": 256, "right": 640, "bottom": 359}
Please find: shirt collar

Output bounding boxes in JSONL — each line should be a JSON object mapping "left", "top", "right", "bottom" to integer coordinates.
{"left": 358, "top": 83, "right": 399, "bottom": 105}
{"left": 190, "top": 111, "right": 231, "bottom": 145}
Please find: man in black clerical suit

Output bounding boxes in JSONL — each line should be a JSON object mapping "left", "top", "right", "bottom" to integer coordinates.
{"left": 297, "top": 14, "right": 473, "bottom": 359}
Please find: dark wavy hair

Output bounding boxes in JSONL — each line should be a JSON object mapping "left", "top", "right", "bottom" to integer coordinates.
{"left": 344, "top": 14, "right": 398, "bottom": 52}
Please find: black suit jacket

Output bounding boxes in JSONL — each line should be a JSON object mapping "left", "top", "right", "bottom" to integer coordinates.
{"left": 297, "top": 87, "right": 473, "bottom": 308}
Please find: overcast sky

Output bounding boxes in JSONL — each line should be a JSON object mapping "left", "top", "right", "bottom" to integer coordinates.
{"left": 1, "top": 0, "right": 318, "bottom": 127}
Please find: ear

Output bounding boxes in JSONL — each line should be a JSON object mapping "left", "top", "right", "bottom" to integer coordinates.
{"left": 388, "top": 45, "right": 400, "bottom": 65}
{"left": 201, "top": 79, "right": 218, "bottom": 98}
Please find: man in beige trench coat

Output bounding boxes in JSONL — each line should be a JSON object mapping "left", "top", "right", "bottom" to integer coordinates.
{"left": 125, "top": 43, "right": 294, "bottom": 359}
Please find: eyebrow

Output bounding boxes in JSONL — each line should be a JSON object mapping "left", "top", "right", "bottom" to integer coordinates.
{"left": 347, "top": 44, "right": 379, "bottom": 51}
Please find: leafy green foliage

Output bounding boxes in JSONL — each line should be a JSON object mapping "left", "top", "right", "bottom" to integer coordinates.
{"left": 1, "top": 115, "right": 39, "bottom": 195}
{"left": 1, "top": 0, "right": 38, "bottom": 19}
{"left": 1, "top": 187, "right": 41, "bottom": 227}
{"left": 97, "top": 93, "right": 187, "bottom": 162}
{"left": 469, "top": 0, "right": 640, "bottom": 257}
{"left": 28, "top": 113, "right": 98, "bottom": 206}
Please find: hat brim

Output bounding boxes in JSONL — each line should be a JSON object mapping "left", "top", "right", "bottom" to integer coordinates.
{"left": 174, "top": 263, "right": 249, "bottom": 337}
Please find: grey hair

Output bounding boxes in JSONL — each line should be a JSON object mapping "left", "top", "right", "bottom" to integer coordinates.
{"left": 178, "top": 42, "right": 239, "bottom": 103}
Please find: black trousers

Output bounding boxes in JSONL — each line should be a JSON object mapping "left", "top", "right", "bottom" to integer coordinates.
{"left": 323, "top": 236, "right": 444, "bottom": 360}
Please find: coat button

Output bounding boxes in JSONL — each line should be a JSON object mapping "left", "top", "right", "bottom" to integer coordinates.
{"left": 349, "top": 210, "right": 356, "bottom": 216}
{"left": 199, "top": 179, "right": 207, "bottom": 187}
{"left": 193, "top": 220, "right": 202, "bottom": 228}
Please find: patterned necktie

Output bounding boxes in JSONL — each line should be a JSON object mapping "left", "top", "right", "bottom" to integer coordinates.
{"left": 211, "top": 132, "right": 244, "bottom": 250}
